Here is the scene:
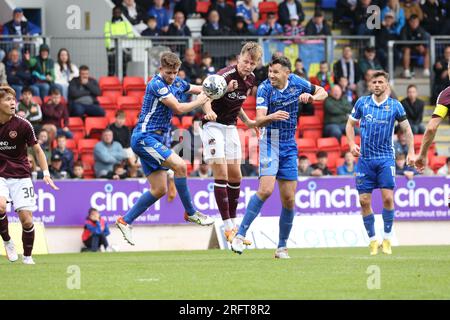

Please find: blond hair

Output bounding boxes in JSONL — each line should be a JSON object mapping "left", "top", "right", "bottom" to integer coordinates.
{"left": 160, "top": 52, "right": 182, "bottom": 69}
{"left": 240, "top": 42, "right": 263, "bottom": 62}
{"left": 0, "top": 85, "right": 16, "bottom": 101}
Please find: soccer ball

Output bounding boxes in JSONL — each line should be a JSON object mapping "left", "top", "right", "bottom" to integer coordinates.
{"left": 202, "top": 74, "right": 227, "bottom": 100}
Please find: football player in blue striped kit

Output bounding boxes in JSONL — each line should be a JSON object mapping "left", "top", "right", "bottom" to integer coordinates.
{"left": 231, "top": 56, "right": 328, "bottom": 258}
{"left": 346, "top": 71, "right": 415, "bottom": 255}
{"left": 116, "top": 52, "right": 214, "bottom": 245}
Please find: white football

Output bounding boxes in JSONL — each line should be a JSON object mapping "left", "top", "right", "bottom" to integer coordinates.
{"left": 202, "top": 74, "right": 227, "bottom": 100}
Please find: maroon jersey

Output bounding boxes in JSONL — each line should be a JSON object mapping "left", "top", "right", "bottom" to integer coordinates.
{"left": 208, "top": 65, "right": 256, "bottom": 126}
{"left": 0, "top": 115, "right": 38, "bottom": 179}
{"left": 434, "top": 85, "right": 450, "bottom": 119}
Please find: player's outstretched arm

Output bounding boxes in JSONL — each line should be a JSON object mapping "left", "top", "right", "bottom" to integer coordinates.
{"left": 202, "top": 100, "right": 217, "bottom": 121}
{"left": 299, "top": 86, "right": 328, "bottom": 104}
{"left": 345, "top": 118, "right": 360, "bottom": 157}
{"left": 162, "top": 93, "right": 210, "bottom": 115}
{"left": 415, "top": 116, "right": 442, "bottom": 171}
{"left": 186, "top": 85, "right": 203, "bottom": 95}
{"left": 32, "top": 144, "right": 59, "bottom": 190}
{"left": 399, "top": 119, "right": 415, "bottom": 166}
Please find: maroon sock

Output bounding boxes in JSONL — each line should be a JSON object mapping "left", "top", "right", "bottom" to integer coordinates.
{"left": 0, "top": 213, "right": 11, "bottom": 242}
{"left": 227, "top": 182, "right": 241, "bottom": 219}
{"left": 214, "top": 180, "right": 230, "bottom": 221}
{"left": 22, "top": 225, "right": 35, "bottom": 257}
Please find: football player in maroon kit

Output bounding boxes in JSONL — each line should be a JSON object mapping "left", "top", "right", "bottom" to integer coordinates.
{"left": 0, "top": 86, "right": 58, "bottom": 264}
{"left": 201, "top": 42, "right": 262, "bottom": 243}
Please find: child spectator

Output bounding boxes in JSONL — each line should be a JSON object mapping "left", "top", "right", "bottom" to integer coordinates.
{"left": 17, "top": 86, "right": 42, "bottom": 132}
{"left": 72, "top": 161, "right": 84, "bottom": 179}
{"left": 81, "top": 208, "right": 111, "bottom": 252}
{"left": 52, "top": 134, "right": 75, "bottom": 176}
{"left": 395, "top": 152, "right": 417, "bottom": 180}
{"left": 298, "top": 155, "right": 313, "bottom": 176}
{"left": 311, "top": 61, "right": 334, "bottom": 93}
{"left": 42, "top": 88, "right": 72, "bottom": 141}
{"left": 106, "top": 163, "right": 128, "bottom": 180}
{"left": 200, "top": 53, "right": 215, "bottom": 77}
{"left": 310, "top": 151, "right": 333, "bottom": 176}
{"left": 337, "top": 152, "right": 356, "bottom": 175}
{"left": 141, "top": 15, "right": 160, "bottom": 36}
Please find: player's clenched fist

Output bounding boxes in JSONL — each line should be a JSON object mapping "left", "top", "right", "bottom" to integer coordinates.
{"left": 227, "top": 80, "right": 239, "bottom": 92}
{"left": 349, "top": 143, "right": 361, "bottom": 157}
{"left": 270, "top": 110, "right": 290, "bottom": 121}
{"left": 299, "top": 93, "right": 314, "bottom": 104}
{"left": 204, "top": 110, "right": 217, "bottom": 121}
{"left": 414, "top": 155, "right": 426, "bottom": 173}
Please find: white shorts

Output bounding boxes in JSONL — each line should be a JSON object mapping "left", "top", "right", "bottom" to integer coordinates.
{"left": 201, "top": 122, "right": 242, "bottom": 162}
{"left": 0, "top": 177, "right": 37, "bottom": 212}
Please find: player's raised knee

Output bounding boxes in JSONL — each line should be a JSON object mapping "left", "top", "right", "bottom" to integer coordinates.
{"left": 152, "top": 185, "right": 168, "bottom": 198}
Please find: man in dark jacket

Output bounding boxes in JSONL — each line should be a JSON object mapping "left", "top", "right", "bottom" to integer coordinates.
{"left": 210, "top": 0, "right": 236, "bottom": 29}
{"left": 201, "top": 9, "right": 230, "bottom": 36}
{"left": 166, "top": 11, "right": 191, "bottom": 36}
{"left": 278, "top": 0, "right": 305, "bottom": 26}
{"left": 68, "top": 65, "right": 105, "bottom": 117}
{"left": 5, "top": 48, "right": 39, "bottom": 99}
{"left": 305, "top": 11, "right": 332, "bottom": 36}
{"left": 401, "top": 14, "right": 430, "bottom": 78}
{"left": 401, "top": 84, "right": 425, "bottom": 134}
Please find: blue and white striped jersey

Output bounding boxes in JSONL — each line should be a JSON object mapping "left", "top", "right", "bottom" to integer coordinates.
{"left": 256, "top": 74, "right": 315, "bottom": 142}
{"left": 350, "top": 95, "right": 407, "bottom": 160}
{"left": 137, "top": 74, "right": 190, "bottom": 134}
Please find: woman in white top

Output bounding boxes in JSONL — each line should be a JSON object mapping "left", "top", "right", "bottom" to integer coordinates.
{"left": 54, "top": 48, "right": 79, "bottom": 100}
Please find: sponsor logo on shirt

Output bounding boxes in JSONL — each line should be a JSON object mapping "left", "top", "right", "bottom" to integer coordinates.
{"left": 0, "top": 141, "right": 16, "bottom": 151}
{"left": 257, "top": 97, "right": 265, "bottom": 105}
{"left": 9, "top": 131, "right": 17, "bottom": 139}
{"left": 158, "top": 87, "right": 169, "bottom": 95}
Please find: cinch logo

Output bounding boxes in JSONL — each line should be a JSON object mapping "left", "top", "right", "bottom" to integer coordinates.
{"left": 295, "top": 184, "right": 360, "bottom": 209}
{"left": 394, "top": 182, "right": 450, "bottom": 208}
{"left": 90, "top": 184, "right": 160, "bottom": 212}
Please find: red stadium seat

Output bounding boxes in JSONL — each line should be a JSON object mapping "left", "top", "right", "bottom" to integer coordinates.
{"left": 298, "top": 115, "right": 323, "bottom": 139}
{"left": 300, "top": 153, "right": 317, "bottom": 164}
{"left": 181, "top": 116, "right": 194, "bottom": 129}
{"left": 68, "top": 117, "right": 85, "bottom": 142}
{"left": 81, "top": 153, "right": 95, "bottom": 178}
{"left": 97, "top": 95, "right": 117, "bottom": 111}
{"left": 125, "top": 110, "right": 140, "bottom": 128}
{"left": 123, "top": 76, "right": 146, "bottom": 98}
{"left": 430, "top": 155, "right": 447, "bottom": 173}
{"left": 99, "top": 76, "right": 122, "bottom": 100}
{"left": 318, "top": 137, "right": 341, "bottom": 167}
{"left": 243, "top": 96, "right": 256, "bottom": 110}
{"left": 85, "top": 117, "right": 109, "bottom": 139}
{"left": 172, "top": 117, "right": 182, "bottom": 128}
{"left": 78, "top": 139, "right": 99, "bottom": 155}
{"left": 31, "top": 96, "right": 42, "bottom": 106}
{"left": 414, "top": 134, "right": 423, "bottom": 153}
{"left": 196, "top": 1, "right": 210, "bottom": 14}
{"left": 259, "top": 1, "right": 278, "bottom": 18}
{"left": 341, "top": 135, "right": 361, "bottom": 154}
{"left": 117, "top": 96, "right": 141, "bottom": 110}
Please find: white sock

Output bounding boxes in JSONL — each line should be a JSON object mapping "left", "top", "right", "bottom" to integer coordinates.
{"left": 230, "top": 218, "right": 236, "bottom": 227}
{"left": 224, "top": 219, "right": 233, "bottom": 230}
{"left": 369, "top": 236, "right": 377, "bottom": 242}
{"left": 384, "top": 232, "right": 393, "bottom": 240}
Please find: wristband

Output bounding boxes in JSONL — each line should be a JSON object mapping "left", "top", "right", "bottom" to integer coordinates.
{"left": 43, "top": 170, "right": 50, "bottom": 177}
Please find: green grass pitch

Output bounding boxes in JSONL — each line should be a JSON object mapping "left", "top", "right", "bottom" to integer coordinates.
{"left": 1, "top": 246, "right": 449, "bottom": 299}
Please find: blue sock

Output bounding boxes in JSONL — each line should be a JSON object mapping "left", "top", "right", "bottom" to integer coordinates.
{"left": 278, "top": 207, "right": 295, "bottom": 248}
{"left": 123, "top": 191, "right": 159, "bottom": 224}
{"left": 382, "top": 208, "right": 395, "bottom": 235}
{"left": 238, "top": 194, "right": 265, "bottom": 237}
{"left": 174, "top": 177, "right": 196, "bottom": 215}
{"left": 363, "top": 214, "right": 375, "bottom": 239}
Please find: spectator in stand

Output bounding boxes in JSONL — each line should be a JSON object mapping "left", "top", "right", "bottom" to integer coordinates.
{"left": 323, "top": 85, "right": 354, "bottom": 140}
{"left": 54, "top": 48, "right": 79, "bottom": 101}
{"left": 211, "top": 0, "right": 236, "bottom": 30}
{"left": 421, "top": 0, "right": 445, "bottom": 35}
{"left": 181, "top": 48, "right": 203, "bottom": 85}
{"left": 68, "top": 65, "right": 105, "bottom": 117}
{"left": 432, "top": 46, "right": 450, "bottom": 103}
{"left": 401, "top": 14, "right": 430, "bottom": 79}
{"left": 28, "top": 44, "right": 62, "bottom": 100}
{"left": 147, "top": 0, "right": 170, "bottom": 33}
{"left": 241, "top": 157, "right": 258, "bottom": 177}
{"left": 338, "top": 76, "right": 356, "bottom": 104}
{"left": 437, "top": 157, "right": 450, "bottom": 176}
{"left": 310, "top": 61, "right": 334, "bottom": 93}
{"left": 108, "top": 110, "right": 139, "bottom": 175}
{"left": 298, "top": 156, "right": 313, "bottom": 176}
{"left": 28, "top": 154, "right": 44, "bottom": 180}
{"left": 335, "top": 0, "right": 357, "bottom": 26}
{"left": 106, "top": 163, "right": 128, "bottom": 180}
{"left": 284, "top": 15, "right": 305, "bottom": 38}
{"left": 375, "top": 11, "right": 399, "bottom": 69}
{"left": 190, "top": 162, "right": 213, "bottom": 178}
{"left": 395, "top": 152, "right": 417, "bottom": 180}
{"left": 278, "top": 0, "right": 305, "bottom": 26}
{"left": 200, "top": 53, "right": 216, "bottom": 78}
{"left": 42, "top": 87, "right": 72, "bottom": 141}
{"left": 257, "top": 12, "right": 283, "bottom": 36}
{"left": 231, "top": 15, "right": 253, "bottom": 36}
{"left": 394, "top": 128, "right": 409, "bottom": 156}
{"left": 358, "top": 47, "right": 383, "bottom": 75}
{"left": 121, "top": 0, "right": 147, "bottom": 33}
{"left": 166, "top": 11, "right": 191, "bottom": 36}
{"left": 17, "top": 86, "right": 42, "bottom": 132}
{"left": 5, "top": 48, "right": 40, "bottom": 99}
{"left": 357, "top": 69, "right": 375, "bottom": 97}
{"left": 304, "top": 10, "right": 332, "bottom": 36}
{"left": 401, "top": 84, "right": 425, "bottom": 134}
{"left": 293, "top": 58, "right": 307, "bottom": 78}
{"left": 141, "top": 15, "right": 160, "bottom": 36}
{"left": 94, "top": 128, "right": 126, "bottom": 178}
{"left": 401, "top": 0, "right": 423, "bottom": 21}
{"left": 81, "top": 208, "right": 111, "bottom": 252}
{"left": 34, "top": 129, "right": 51, "bottom": 162}
{"left": 333, "top": 46, "right": 361, "bottom": 91}
{"left": 201, "top": 9, "right": 231, "bottom": 36}
{"left": 236, "top": 0, "right": 259, "bottom": 33}
{"left": 72, "top": 161, "right": 84, "bottom": 179}
{"left": 49, "top": 153, "right": 68, "bottom": 179}
{"left": 381, "top": 0, "right": 406, "bottom": 36}
{"left": 2, "top": 8, "right": 39, "bottom": 54}
{"left": 354, "top": 0, "right": 374, "bottom": 35}
{"left": 337, "top": 152, "right": 356, "bottom": 175}
{"left": 104, "top": 6, "right": 134, "bottom": 77}
{"left": 310, "top": 151, "right": 333, "bottom": 176}
{"left": 0, "top": 61, "right": 7, "bottom": 85}
{"left": 52, "top": 134, "right": 75, "bottom": 176}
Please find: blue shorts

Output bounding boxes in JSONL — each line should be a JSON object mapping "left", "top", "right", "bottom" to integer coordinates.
{"left": 355, "top": 157, "right": 396, "bottom": 194}
{"left": 259, "top": 138, "right": 298, "bottom": 181}
{"left": 131, "top": 131, "right": 173, "bottom": 176}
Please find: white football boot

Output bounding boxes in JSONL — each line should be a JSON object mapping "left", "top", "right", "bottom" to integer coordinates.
{"left": 3, "top": 240, "right": 18, "bottom": 262}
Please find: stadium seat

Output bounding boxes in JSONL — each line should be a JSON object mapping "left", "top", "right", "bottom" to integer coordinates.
{"left": 81, "top": 153, "right": 95, "bottom": 178}
{"left": 181, "top": 116, "right": 194, "bottom": 129}
{"left": 318, "top": 137, "right": 341, "bottom": 167}
{"left": 117, "top": 96, "right": 141, "bottom": 110}
{"left": 99, "top": 76, "right": 122, "bottom": 100}
{"left": 430, "top": 155, "right": 447, "bottom": 173}
{"left": 297, "top": 138, "right": 317, "bottom": 160}
{"left": 341, "top": 135, "right": 361, "bottom": 154}
{"left": 123, "top": 76, "right": 146, "bottom": 98}
{"left": 97, "top": 95, "right": 117, "bottom": 111}
{"left": 298, "top": 115, "right": 323, "bottom": 139}
{"left": 31, "top": 96, "right": 42, "bottom": 106}
{"left": 68, "top": 117, "right": 85, "bottom": 142}
{"left": 125, "top": 110, "right": 140, "bottom": 128}
{"left": 414, "top": 134, "right": 424, "bottom": 153}
{"left": 243, "top": 96, "right": 256, "bottom": 110}
{"left": 85, "top": 117, "right": 109, "bottom": 139}
{"left": 172, "top": 117, "right": 181, "bottom": 128}
{"left": 258, "top": 1, "right": 278, "bottom": 20}
{"left": 196, "top": 1, "right": 210, "bottom": 14}
{"left": 300, "top": 153, "right": 317, "bottom": 164}
{"left": 78, "top": 139, "right": 99, "bottom": 155}
{"left": 245, "top": 109, "right": 256, "bottom": 120}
